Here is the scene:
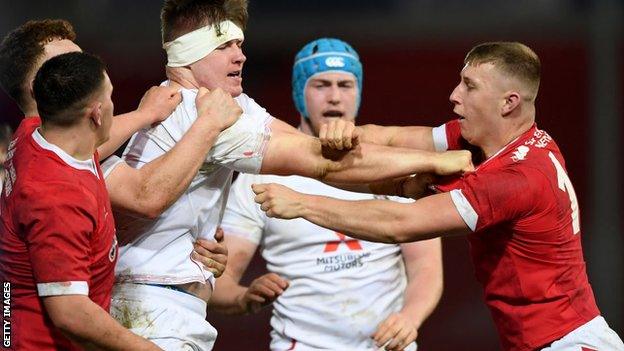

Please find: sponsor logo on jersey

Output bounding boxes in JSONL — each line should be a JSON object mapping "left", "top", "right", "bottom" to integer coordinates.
{"left": 325, "top": 56, "right": 345, "bottom": 68}
{"left": 524, "top": 129, "right": 552, "bottom": 148}
{"left": 323, "top": 232, "right": 362, "bottom": 252}
{"left": 317, "top": 233, "right": 367, "bottom": 272}
{"left": 316, "top": 252, "right": 371, "bottom": 272}
{"left": 511, "top": 145, "right": 530, "bottom": 162}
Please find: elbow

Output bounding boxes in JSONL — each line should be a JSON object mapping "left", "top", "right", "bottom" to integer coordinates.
{"left": 133, "top": 189, "right": 171, "bottom": 219}
{"left": 387, "top": 221, "right": 418, "bottom": 244}
{"left": 134, "top": 201, "right": 167, "bottom": 219}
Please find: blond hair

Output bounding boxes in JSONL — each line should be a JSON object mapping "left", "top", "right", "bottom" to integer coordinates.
{"left": 465, "top": 42, "right": 541, "bottom": 101}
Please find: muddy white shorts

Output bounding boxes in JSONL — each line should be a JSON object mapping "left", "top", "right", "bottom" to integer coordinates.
{"left": 541, "top": 316, "right": 624, "bottom": 351}
{"left": 111, "top": 283, "right": 218, "bottom": 351}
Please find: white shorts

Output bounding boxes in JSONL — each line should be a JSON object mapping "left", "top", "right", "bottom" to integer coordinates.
{"left": 111, "top": 283, "right": 218, "bottom": 351}
{"left": 269, "top": 329, "right": 417, "bottom": 351}
{"left": 541, "top": 316, "right": 624, "bottom": 351}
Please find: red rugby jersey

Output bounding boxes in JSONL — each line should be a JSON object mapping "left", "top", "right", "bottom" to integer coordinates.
{"left": 433, "top": 120, "right": 599, "bottom": 351}
{"left": 0, "top": 117, "right": 117, "bottom": 350}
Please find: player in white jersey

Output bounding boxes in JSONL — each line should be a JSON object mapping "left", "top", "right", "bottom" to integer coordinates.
{"left": 107, "top": 2, "right": 471, "bottom": 350}
{"left": 209, "top": 38, "right": 441, "bottom": 351}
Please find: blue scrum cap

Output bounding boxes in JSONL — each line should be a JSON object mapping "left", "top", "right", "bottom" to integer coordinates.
{"left": 292, "top": 38, "right": 363, "bottom": 118}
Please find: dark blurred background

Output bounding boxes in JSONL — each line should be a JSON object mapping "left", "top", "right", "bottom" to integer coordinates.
{"left": 1, "top": 1, "right": 622, "bottom": 350}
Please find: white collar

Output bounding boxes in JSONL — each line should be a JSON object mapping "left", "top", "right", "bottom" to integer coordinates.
{"left": 31, "top": 128, "right": 100, "bottom": 179}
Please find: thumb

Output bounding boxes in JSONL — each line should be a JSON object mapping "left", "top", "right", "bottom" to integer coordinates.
{"left": 196, "top": 87, "right": 210, "bottom": 100}
{"left": 251, "top": 183, "right": 265, "bottom": 194}
{"left": 214, "top": 227, "right": 224, "bottom": 242}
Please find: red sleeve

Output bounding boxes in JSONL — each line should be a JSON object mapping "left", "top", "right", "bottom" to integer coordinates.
{"left": 17, "top": 182, "right": 96, "bottom": 296}
{"left": 432, "top": 119, "right": 463, "bottom": 151}
{"left": 449, "top": 168, "right": 538, "bottom": 231}
{"left": 445, "top": 119, "right": 463, "bottom": 150}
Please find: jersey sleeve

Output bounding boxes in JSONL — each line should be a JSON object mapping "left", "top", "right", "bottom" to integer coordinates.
{"left": 123, "top": 90, "right": 272, "bottom": 174}
{"left": 431, "top": 119, "right": 463, "bottom": 151}
{"left": 220, "top": 173, "right": 267, "bottom": 245}
{"left": 100, "top": 155, "right": 124, "bottom": 179}
{"left": 446, "top": 167, "right": 538, "bottom": 232}
{"left": 206, "top": 113, "right": 272, "bottom": 174}
{"left": 17, "top": 183, "right": 96, "bottom": 296}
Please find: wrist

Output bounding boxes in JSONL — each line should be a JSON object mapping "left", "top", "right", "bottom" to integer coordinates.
{"left": 297, "top": 194, "right": 313, "bottom": 218}
{"left": 135, "top": 108, "right": 159, "bottom": 128}
{"left": 398, "top": 309, "right": 422, "bottom": 330}
{"left": 235, "top": 291, "right": 250, "bottom": 314}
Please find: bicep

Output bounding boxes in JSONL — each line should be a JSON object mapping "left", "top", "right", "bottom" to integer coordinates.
{"left": 396, "top": 192, "right": 471, "bottom": 241}
{"left": 105, "top": 162, "right": 145, "bottom": 216}
{"left": 389, "top": 126, "right": 435, "bottom": 151}
{"left": 260, "top": 132, "right": 323, "bottom": 178}
{"left": 361, "top": 124, "right": 435, "bottom": 151}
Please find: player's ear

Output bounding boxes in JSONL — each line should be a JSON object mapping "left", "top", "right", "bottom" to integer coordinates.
{"left": 501, "top": 91, "right": 520, "bottom": 116}
{"left": 89, "top": 102, "right": 103, "bottom": 127}
{"left": 29, "top": 79, "right": 35, "bottom": 100}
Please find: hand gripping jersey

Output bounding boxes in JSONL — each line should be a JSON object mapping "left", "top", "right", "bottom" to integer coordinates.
{"left": 0, "top": 117, "right": 117, "bottom": 350}
{"left": 222, "top": 173, "right": 416, "bottom": 351}
{"left": 432, "top": 119, "right": 600, "bottom": 351}
{"left": 107, "top": 87, "right": 272, "bottom": 288}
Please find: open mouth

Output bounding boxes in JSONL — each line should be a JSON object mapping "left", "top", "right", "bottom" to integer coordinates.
{"left": 227, "top": 71, "right": 241, "bottom": 78}
{"left": 322, "top": 110, "right": 344, "bottom": 118}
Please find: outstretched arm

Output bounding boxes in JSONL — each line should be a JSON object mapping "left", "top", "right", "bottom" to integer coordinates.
{"left": 319, "top": 119, "right": 436, "bottom": 151}
{"left": 252, "top": 183, "right": 470, "bottom": 243}
{"left": 97, "top": 86, "right": 182, "bottom": 158}
{"left": 260, "top": 132, "right": 472, "bottom": 184}
{"left": 106, "top": 88, "right": 241, "bottom": 218}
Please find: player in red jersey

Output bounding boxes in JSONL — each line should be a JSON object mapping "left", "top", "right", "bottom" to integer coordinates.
{"left": 0, "top": 19, "right": 232, "bottom": 272}
{"left": 252, "top": 42, "right": 624, "bottom": 350}
{"left": 0, "top": 52, "right": 161, "bottom": 350}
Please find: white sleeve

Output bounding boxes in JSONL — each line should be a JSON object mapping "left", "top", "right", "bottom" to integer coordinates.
{"left": 206, "top": 113, "right": 272, "bottom": 174}
{"left": 235, "top": 93, "right": 275, "bottom": 119}
{"left": 100, "top": 155, "right": 124, "bottom": 179}
{"left": 220, "top": 173, "right": 267, "bottom": 245}
{"left": 122, "top": 90, "right": 272, "bottom": 174}
{"left": 431, "top": 123, "right": 449, "bottom": 152}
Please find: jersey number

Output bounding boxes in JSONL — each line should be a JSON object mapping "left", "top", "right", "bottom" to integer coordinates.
{"left": 548, "top": 152, "right": 580, "bottom": 234}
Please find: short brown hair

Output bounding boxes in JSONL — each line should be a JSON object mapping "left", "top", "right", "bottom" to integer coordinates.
{"left": 0, "top": 19, "right": 76, "bottom": 111}
{"left": 161, "top": 0, "right": 248, "bottom": 43}
{"left": 465, "top": 42, "right": 541, "bottom": 100}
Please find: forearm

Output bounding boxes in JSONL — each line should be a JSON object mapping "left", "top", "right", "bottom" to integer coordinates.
{"left": 297, "top": 195, "right": 415, "bottom": 243}
{"left": 98, "top": 111, "right": 152, "bottom": 158}
{"left": 399, "top": 244, "right": 443, "bottom": 330}
{"left": 112, "top": 121, "right": 221, "bottom": 218}
{"left": 46, "top": 296, "right": 159, "bottom": 350}
{"left": 137, "top": 123, "right": 220, "bottom": 211}
{"left": 320, "top": 142, "right": 439, "bottom": 183}
{"left": 209, "top": 273, "right": 248, "bottom": 315}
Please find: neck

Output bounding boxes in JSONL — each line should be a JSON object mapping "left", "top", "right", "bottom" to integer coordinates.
{"left": 480, "top": 116, "right": 535, "bottom": 159}
{"left": 22, "top": 101, "right": 38, "bottom": 117}
{"left": 39, "top": 123, "right": 98, "bottom": 161}
{"left": 166, "top": 66, "right": 199, "bottom": 89}
{"left": 298, "top": 117, "right": 315, "bottom": 136}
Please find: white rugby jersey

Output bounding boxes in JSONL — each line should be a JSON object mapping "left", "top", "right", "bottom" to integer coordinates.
{"left": 222, "top": 173, "right": 416, "bottom": 351}
{"left": 103, "top": 86, "right": 272, "bottom": 287}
